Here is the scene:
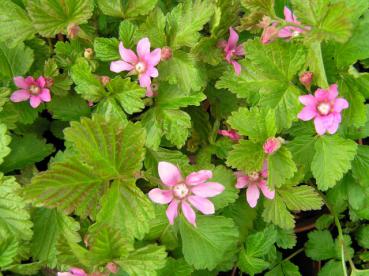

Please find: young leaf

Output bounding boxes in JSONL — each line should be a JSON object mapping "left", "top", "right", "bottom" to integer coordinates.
{"left": 179, "top": 215, "right": 239, "bottom": 270}
{"left": 161, "top": 109, "right": 191, "bottom": 149}
{"left": 94, "top": 38, "right": 120, "bottom": 62}
{"left": 0, "top": 124, "right": 11, "bottom": 165}
{"left": 0, "top": 0, "right": 35, "bottom": 47}
{"left": 55, "top": 40, "right": 85, "bottom": 70}
{"left": 116, "top": 244, "right": 167, "bottom": 276}
{"left": 119, "top": 21, "right": 137, "bottom": 49}
{"left": 141, "top": 108, "right": 163, "bottom": 150}
{"left": 26, "top": 0, "right": 94, "bottom": 37}
{"left": 311, "top": 135, "right": 357, "bottom": 191}
{"left": 305, "top": 230, "right": 336, "bottom": 261}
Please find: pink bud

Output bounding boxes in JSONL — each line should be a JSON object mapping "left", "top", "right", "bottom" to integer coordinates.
{"left": 106, "top": 263, "right": 118, "bottom": 274}
{"left": 261, "top": 23, "right": 279, "bottom": 44}
{"left": 84, "top": 48, "right": 94, "bottom": 59}
{"left": 161, "top": 46, "right": 172, "bottom": 61}
{"left": 67, "top": 23, "right": 80, "bottom": 39}
{"left": 218, "top": 130, "right": 241, "bottom": 141}
{"left": 299, "top": 71, "right": 313, "bottom": 90}
{"left": 263, "top": 137, "right": 284, "bottom": 154}
{"left": 99, "top": 76, "right": 110, "bottom": 86}
{"left": 45, "top": 77, "right": 54, "bottom": 88}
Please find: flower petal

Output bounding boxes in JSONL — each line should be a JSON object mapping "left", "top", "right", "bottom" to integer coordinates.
{"left": 57, "top": 273, "right": 74, "bottom": 276}
{"left": 188, "top": 195, "right": 215, "bottom": 215}
{"left": 333, "top": 98, "right": 349, "bottom": 112}
{"left": 246, "top": 184, "right": 260, "bottom": 208}
{"left": 185, "top": 170, "right": 212, "bottom": 185}
{"left": 158, "top": 161, "right": 182, "bottom": 186}
{"left": 258, "top": 182, "right": 275, "bottom": 199}
{"left": 278, "top": 27, "right": 293, "bottom": 38}
{"left": 148, "top": 188, "right": 173, "bottom": 204}
{"left": 147, "top": 67, "right": 159, "bottom": 78}
{"left": 314, "top": 88, "right": 329, "bottom": 101}
{"left": 166, "top": 200, "right": 179, "bottom": 224}
{"left": 10, "top": 90, "right": 30, "bottom": 102}
{"left": 284, "top": 6, "right": 294, "bottom": 22}
{"left": 119, "top": 42, "right": 138, "bottom": 64}
{"left": 36, "top": 76, "right": 46, "bottom": 88}
{"left": 148, "top": 48, "right": 161, "bottom": 66}
{"left": 299, "top": 94, "right": 316, "bottom": 106}
{"left": 327, "top": 84, "right": 338, "bottom": 100}
{"left": 30, "top": 96, "right": 42, "bottom": 108}
{"left": 227, "top": 27, "right": 239, "bottom": 50}
{"left": 137, "top": 37, "right": 150, "bottom": 58}
{"left": 146, "top": 85, "right": 153, "bottom": 97}
{"left": 139, "top": 73, "right": 151, "bottom": 88}
{"left": 234, "top": 171, "right": 249, "bottom": 189}
{"left": 327, "top": 113, "right": 341, "bottom": 134}
{"left": 13, "top": 76, "right": 30, "bottom": 89}
{"left": 39, "top": 89, "right": 51, "bottom": 102}
{"left": 69, "top": 268, "right": 87, "bottom": 276}
{"left": 110, "top": 60, "right": 134, "bottom": 73}
{"left": 298, "top": 106, "right": 316, "bottom": 121}
{"left": 314, "top": 115, "right": 334, "bottom": 135}
{"left": 181, "top": 201, "right": 196, "bottom": 226}
{"left": 232, "top": 61, "right": 241, "bottom": 75}
{"left": 191, "top": 182, "right": 224, "bottom": 197}
{"left": 235, "top": 45, "right": 245, "bottom": 56}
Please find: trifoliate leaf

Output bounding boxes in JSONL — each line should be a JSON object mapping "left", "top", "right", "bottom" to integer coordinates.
{"left": 0, "top": 124, "right": 11, "bottom": 165}
{"left": 179, "top": 215, "right": 239, "bottom": 270}
{"left": 0, "top": 134, "right": 54, "bottom": 173}
{"left": 94, "top": 180, "right": 155, "bottom": 240}
{"left": 267, "top": 146, "right": 297, "bottom": 188}
{"left": 291, "top": 0, "right": 353, "bottom": 43}
{"left": 161, "top": 109, "right": 191, "bottom": 149}
{"left": 70, "top": 59, "right": 105, "bottom": 101}
{"left": 31, "top": 208, "right": 81, "bottom": 266}
{"left": 228, "top": 107, "right": 276, "bottom": 141}
{"left": 265, "top": 261, "right": 300, "bottom": 276}
{"left": 0, "top": 228, "right": 18, "bottom": 268}
{"left": 226, "top": 140, "right": 265, "bottom": 174}
{"left": 64, "top": 117, "right": 146, "bottom": 179}
{"left": 305, "top": 230, "right": 336, "bottom": 261}
{"left": 262, "top": 193, "right": 295, "bottom": 229}
{"left": 26, "top": 0, "right": 94, "bottom": 37}
{"left": 135, "top": 8, "right": 166, "bottom": 48}
{"left": 0, "top": 175, "right": 33, "bottom": 241}
{"left": 117, "top": 244, "right": 167, "bottom": 276}
{"left": 47, "top": 95, "right": 91, "bottom": 121}
{"left": 158, "top": 50, "right": 205, "bottom": 93}
{"left": 157, "top": 258, "right": 194, "bottom": 276}
{"left": 94, "top": 37, "right": 120, "bottom": 62}
{"left": 167, "top": 0, "right": 215, "bottom": 49}
{"left": 311, "top": 135, "right": 357, "bottom": 191}
{"left": 352, "top": 145, "right": 369, "bottom": 187}
{"left": 0, "top": 0, "right": 35, "bottom": 48}
{"left": 0, "top": 42, "right": 33, "bottom": 81}
{"left": 278, "top": 185, "right": 323, "bottom": 211}
{"left": 107, "top": 77, "right": 146, "bottom": 115}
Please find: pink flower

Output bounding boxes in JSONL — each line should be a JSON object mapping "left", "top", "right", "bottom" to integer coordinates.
{"left": 219, "top": 27, "right": 245, "bottom": 75}
{"left": 58, "top": 268, "right": 87, "bottom": 276}
{"left": 261, "top": 23, "right": 279, "bottom": 44}
{"left": 278, "top": 7, "right": 309, "bottom": 39}
{"left": 106, "top": 263, "right": 118, "bottom": 274}
{"left": 218, "top": 129, "right": 241, "bottom": 141}
{"left": 148, "top": 162, "right": 224, "bottom": 226}
{"left": 110, "top": 38, "right": 161, "bottom": 97}
{"left": 263, "top": 137, "right": 284, "bottom": 154}
{"left": 10, "top": 76, "right": 51, "bottom": 108}
{"left": 298, "top": 84, "right": 349, "bottom": 135}
{"left": 235, "top": 162, "right": 275, "bottom": 208}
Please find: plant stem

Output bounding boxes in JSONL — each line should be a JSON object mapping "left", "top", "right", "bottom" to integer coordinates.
{"left": 284, "top": 247, "right": 305, "bottom": 262}
{"left": 309, "top": 41, "right": 329, "bottom": 88}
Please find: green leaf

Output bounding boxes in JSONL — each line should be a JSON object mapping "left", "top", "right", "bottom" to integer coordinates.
{"left": 0, "top": 175, "right": 33, "bottom": 241}
{"left": 136, "top": 8, "right": 166, "bottom": 48}
{"left": 157, "top": 258, "right": 194, "bottom": 276}
{"left": 94, "top": 180, "right": 155, "bottom": 240}
{"left": 0, "top": 228, "right": 18, "bottom": 268}
{"left": 262, "top": 193, "right": 295, "bottom": 229}
{"left": 267, "top": 146, "right": 297, "bottom": 188}
{"left": 94, "top": 98, "right": 128, "bottom": 124}
{"left": 318, "top": 260, "right": 344, "bottom": 276}
{"left": 107, "top": 77, "right": 146, "bottom": 114}
{"left": 0, "top": 0, "right": 35, "bottom": 47}
{"left": 228, "top": 107, "right": 276, "bottom": 141}
{"left": 55, "top": 40, "right": 85, "bottom": 70}
{"left": 47, "top": 95, "right": 91, "bottom": 121}
{"left": 179, "top": 215, "right": 239, "bottom": 270}
{"left": 119, "top": 21, "right": 137, "bottom": 49}
{"left": 352, "top": 145, "right": 369, "bottom": 187}
{"left": 241, "top": 0, "right": 274, "bottom": 14}
{"left": 311, "top": 135, "right": 357, "bottom": 191}
{"left": 279, "top": 185, "right": 323, "bottom": 211}
{"left": 305, "top": 230, "right": 336, "bottom": 261}
{"left": 287, "top": 135, "right": 316, "bottom": 169}
{"left": 161, "top": 109, "right": 191, "bottom": 148}
{"left": 0, "top": 134, "right": 54, "bottom": 173}
{"left": 31, "top": 208, "right": 80, "bottom": 266}
{"left": 0, "top": 124, "right": 11, "bottom": 165}
{"left": 0, "top": 42, "right": 33, "bottom": 81}
{"left": 347, "top": 179, "right": 366, "bottom": 210}
{"left": 315, "top": 214, "right": 334, "bottom": 230}
{"left": 70, "top": 59, "right": 105, "bottom": 101}
{"left": 356, "top": 225, "right": 369, "bottom": 249}
{"left": 209, "top": 166, "right": 238, "bottom": 210}
{"left": 291, "top": 0, "right": 353, "bottom": 43}
{"left": 158, "top": 50, "right": 205, "bottom": 92}
{"left": 141, "top": 108, "right": 163, "bottom": 150}
{"left": 226, "top": 140, "right": 265, "bottom": 174}
{"left": 265, "top": 261, "right": 301, "bottom": 276}
{"left": 116, "top": 244, "right": 167, "bottom": 276}
{"left": 238, "top": 250, "right": 270, "bottom": 276}
{"left": 26, "top": 0, "right": 94, "bottom": 37}
{"left": 125, "top": 0, "right": 158, "bottom": 18}
{"left": 167, "top": 0, "right": 215, "bottom": 49}
{"left": 276, "top": 228, "right": 297, "bottom": 249}
{"left": 96, "top": 0, "right": 124, "bottom": 17}
{"left": 94, "top": 37, "right": 120, "bottom": 62}
{"left": 192, "top": 37, "right": 223, "bottom": 66}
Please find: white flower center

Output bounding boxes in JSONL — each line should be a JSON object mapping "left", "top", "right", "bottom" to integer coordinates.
{"left": 317, "top": 102, "right": 331, "bottom": 116}
{"left": 292, "top": 31, "right": 300, "bottom": 37}
{"left": 29, "top": 85, "right": 41, "bottom": 95}
{"left": 249, "top": 172, "right": 260, "bottom": 182}
{"left": 135, "top": 62, "right": 146, "bottom": 74}
{"left": 173, "top": 183, "right": 189, "bottom": 199}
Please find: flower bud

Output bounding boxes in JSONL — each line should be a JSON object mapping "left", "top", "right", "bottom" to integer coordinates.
{"left": 151, "top": 82, "right": 159, "bottom": 96}
{"left": 99, "top": 75, "right": 110, "bottom": 86}
{"left": 84, "top": 48, "right": 94, "bottom": 59}
{"left": 218, "top": 129, "right": 241, "bottom": 141}
{"left": 161, "top": 46, "right": 172, "bottom": 61}
{"left": 106, "top": 262, "right": 118, "bottom": 274}
{"left": 299, "top": 71, "right": 313, "bottom": 90}
{"left": 261, "top": 24, "right": 279, "bottom": 44}
{"left": 263, "top": 137, "right": 284, "bottom": 154}
{"left": 67, "top": 23, "right": 80, "bottom": 39}
{"left": 45, "top": 77, "right": 54, "bottom": 88}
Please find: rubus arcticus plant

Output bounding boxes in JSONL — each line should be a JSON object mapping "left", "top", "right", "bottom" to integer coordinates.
{"left": 1, "top": 0, "right": 369, "bottom": 275}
